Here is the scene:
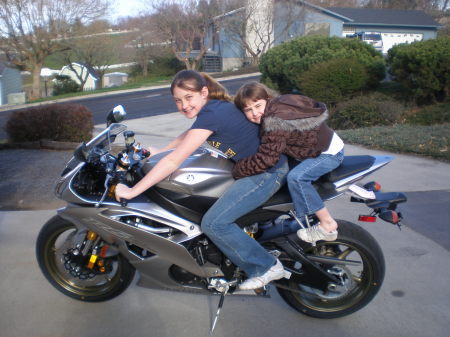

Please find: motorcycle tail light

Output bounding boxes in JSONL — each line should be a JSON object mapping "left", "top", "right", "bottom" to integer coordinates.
{"left": 358, "top": 215, "right": 377, "bottom": 222}
{"left": 363, "top": 181, "right": 381, "bottom": 191}
{"left": 379, "top": 210, "right": 400, "bottom": 224}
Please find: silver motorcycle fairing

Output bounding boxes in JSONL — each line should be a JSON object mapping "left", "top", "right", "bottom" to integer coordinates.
{"left": 57, "top": 204, "right": 225, "bottom": 280}
{"left": 142, "top": 147, "right": 235, "bottom": 198}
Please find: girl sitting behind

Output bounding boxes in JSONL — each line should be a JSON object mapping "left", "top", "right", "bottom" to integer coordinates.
{"left": 233, "top": 82, "right": 344, "bottom": 244}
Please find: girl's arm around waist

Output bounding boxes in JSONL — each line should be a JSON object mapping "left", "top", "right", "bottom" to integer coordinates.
{"left": 232, "top": 131, "right": 287, "bottom": 179}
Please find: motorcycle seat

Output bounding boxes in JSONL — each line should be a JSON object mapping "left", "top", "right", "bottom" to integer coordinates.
{"left": 320, "top": 155, "right": 375, "bottom": 183}
{"left": 265, "top": 156, "right": 378, "bottom": 206}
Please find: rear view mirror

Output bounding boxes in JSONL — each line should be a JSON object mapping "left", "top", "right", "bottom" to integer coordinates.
{"left": 106, "top": 105, "right": 127, "bottom": 126}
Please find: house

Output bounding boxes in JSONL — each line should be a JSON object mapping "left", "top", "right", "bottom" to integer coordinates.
{"left": 0, "top": 63, "right": 23, "bottom": 105}
{"left": 59, "top": 62, "right": 100, "bottom": 91}
{"left": 205, "top": 0, "right": 440, "bottom": 71}
{"left": 325, "top": 7, "right": 440, "bottom": 54}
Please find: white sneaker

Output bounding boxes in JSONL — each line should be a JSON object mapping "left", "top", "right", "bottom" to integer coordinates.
{"left": 239, "top": 259, "right": 289, "bottom": 291}
{"left": 297, "top": 224, "right": 338, "bottom": 244}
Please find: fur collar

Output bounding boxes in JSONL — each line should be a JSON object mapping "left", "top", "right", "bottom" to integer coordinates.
{"left": 263, "top": 111, "right": 329, "bottom": 132}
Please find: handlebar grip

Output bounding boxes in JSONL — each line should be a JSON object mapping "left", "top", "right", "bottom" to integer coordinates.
{"left": 120, "top": 198, "right": 128, "bottom": 207}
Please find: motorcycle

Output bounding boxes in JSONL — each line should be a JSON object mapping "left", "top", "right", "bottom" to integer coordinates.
{"left": 36, "top": 106, "right": 407, "bottom": 331}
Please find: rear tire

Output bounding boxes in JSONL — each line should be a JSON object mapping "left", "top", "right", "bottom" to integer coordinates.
{"left": 277, "top": 220, "right": 385, "bottom": 318}
{"left": 36, "top": 215, "right": 135, "bottom": 302}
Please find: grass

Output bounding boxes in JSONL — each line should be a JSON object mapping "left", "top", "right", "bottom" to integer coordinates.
{"left": 28, "top": 76, "right": 173, "bottom": 104}
{"left": 337, "top": 123, "right": 450, "bottom": 162}
{"left": 26, "top": 66, "right": 261, "bottom": 104}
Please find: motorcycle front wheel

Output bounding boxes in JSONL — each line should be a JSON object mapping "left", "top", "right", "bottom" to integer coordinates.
{"left": 36, "top": 215, "right": 135, "bottom": 302}
{"left": 277, "top": 220, "right": 385, "bottom": 318}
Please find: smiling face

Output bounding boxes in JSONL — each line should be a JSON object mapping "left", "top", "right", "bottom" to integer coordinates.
{"left": 242, "top": 99, "right": 267, "bottom": 124}
{"left": 172, "top": 86, "right": 209, "bottom": 119}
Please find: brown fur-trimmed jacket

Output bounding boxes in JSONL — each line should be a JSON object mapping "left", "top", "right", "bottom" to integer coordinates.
{"left": 232, "top": 94, "right": 334, "bottom": 179}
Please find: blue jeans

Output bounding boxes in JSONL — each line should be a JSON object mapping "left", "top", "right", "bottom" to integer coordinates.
{"left": 201, "top": 160, "right": 288, "bottom": 278}
{"left": 287, "top": 150, "right": 344, "bottom": 218}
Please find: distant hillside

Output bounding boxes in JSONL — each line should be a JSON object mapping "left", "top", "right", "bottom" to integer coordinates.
{"left": 44, "top": 30, "right": 137, "bottom": 70}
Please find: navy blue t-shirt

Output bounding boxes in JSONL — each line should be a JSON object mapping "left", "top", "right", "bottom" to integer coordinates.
{"left": 191, "top": 100, "right": 260, "bottom": 162}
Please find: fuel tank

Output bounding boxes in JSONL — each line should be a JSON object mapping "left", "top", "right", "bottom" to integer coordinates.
{"left": 141, "top": 147, "right": 235, "bottom": 198}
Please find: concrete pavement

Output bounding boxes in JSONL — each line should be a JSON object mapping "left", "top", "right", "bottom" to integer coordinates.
{"left": 1, "top": 112, "right": 450, "bottom": 337}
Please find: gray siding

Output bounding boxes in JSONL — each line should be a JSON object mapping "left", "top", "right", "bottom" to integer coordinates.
{"left": 274, "top": 4, "right": 343, "bottom": 45}
{"left": 0, "top": 67, "right": 22, "bottom": 105}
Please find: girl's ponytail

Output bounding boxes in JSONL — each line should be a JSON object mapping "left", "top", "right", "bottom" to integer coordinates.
{"left": 171, "top": 70, "right": 231, "bottom": 102}
{"left": 200, "top": 72, "right": 232, "bottom": 102}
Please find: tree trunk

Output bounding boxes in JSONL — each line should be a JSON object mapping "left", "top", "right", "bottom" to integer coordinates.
{"left": 31, "top": 63, "right": 43, "bottom": 100}
{"left": 142, "top": 62, "right": 148, "bottom": 77}
{"left": 97, "top": 75, "right": 103, "bottom": 89}
{"left": 250, "top": 55, "right": 260, "bottom": 66}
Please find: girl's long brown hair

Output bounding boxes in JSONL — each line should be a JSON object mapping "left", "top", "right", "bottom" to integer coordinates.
{"left": 234, "top": 81, "right": 278, "bottom": 111}
{"left": 170, "top": 70, "right": 231, "bottom": 101}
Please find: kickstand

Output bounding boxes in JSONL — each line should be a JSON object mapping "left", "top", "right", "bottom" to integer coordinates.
{"left": 210, "top": 286, "right": 229, "bottom": 335}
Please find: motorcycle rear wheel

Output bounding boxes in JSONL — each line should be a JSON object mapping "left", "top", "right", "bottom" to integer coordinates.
{"left": 36, "top": 215, "right": 135, "bottom": 302}
{"left": 277, "top": 220, "right": 385, "bottom": 318}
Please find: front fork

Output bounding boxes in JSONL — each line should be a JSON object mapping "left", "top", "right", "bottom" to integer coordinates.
{"left": 72, "top": 230, "right": 114, "bottom": 273}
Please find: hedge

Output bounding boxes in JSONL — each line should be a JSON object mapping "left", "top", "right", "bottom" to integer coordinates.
{"left": 6, "top": 104, "right": 93, "bottom": 143}
{"left": 296, "top": 57, "right": 369, "bottom": 105}
{"left": 259, "top": 35, "right": 385, "bottom": 94}
{"left": 329, "top": 93, "right": 404, "bottom": 130}
{"left": 387, "top": 36, "right": 450, "bottom": 104}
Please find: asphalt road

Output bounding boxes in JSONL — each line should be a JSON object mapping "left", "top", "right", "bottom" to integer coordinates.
{"left": 0, "top": 75, "right": 260, "bottom": 138}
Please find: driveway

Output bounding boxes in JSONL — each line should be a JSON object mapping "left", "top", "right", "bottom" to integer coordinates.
{"left": 1, "top": 113, "right": 449, "bottom": 337}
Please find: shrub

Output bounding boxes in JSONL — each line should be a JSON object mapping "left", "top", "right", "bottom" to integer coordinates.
{"left": 130, "top": 56, "right": 184, "bottom": 78}
{"left": 6, "top": 104, "right": 93, "bottom": 143}
{"left": 52, "top": 75, "right": 80, "bottom": 96}
{"left": 387, "top": 37, "right": 450, "bottom": 104}
{"left": 404, "top": 101, "right": 450, "bottom": 125}
{"left": 296, "top": 57, "right": 369, "bottom": 105}
{"left": 259, "top": 35, "right": 385, "bottom": 93}
{"left": 329, "top": 93, "right": 404, "bottom": 130}
{"left": 149, "top": 56, "right": 184, "bottom": 76}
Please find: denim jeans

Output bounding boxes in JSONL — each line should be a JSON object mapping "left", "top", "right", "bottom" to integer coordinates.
{"left": 201, "top": 159, "right": 288, "bottom": 278}
{"left": 287, "top": 150, "right": 344, "bottom": 218}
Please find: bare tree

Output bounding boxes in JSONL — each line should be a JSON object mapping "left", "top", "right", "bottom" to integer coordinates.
{"left": 149, "top": 0, "right": 224, "bottom": 70}
{"left": 0, "top": 0, "right": 109, "bottom": 99}
{"left": 126, "top": 15, "right": 169, "bottom": 77}
{"left": 308, "top": 0, "right": 359, "bottom": 7}
{"left": 61, "top": 24, "right": 119, "bottom": 90}
{"left": 220, "top": 0, "right": 298, "bottom": 66}
{"left": 363, "top": 0, "right": 449, "bottom": 11}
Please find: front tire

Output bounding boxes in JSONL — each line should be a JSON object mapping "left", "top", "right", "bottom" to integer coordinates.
{"left": 36, "top": 215, "right": 135, "bottom": 302}
{"left": 277, "top": 220, "right": 385, "bottom": 318}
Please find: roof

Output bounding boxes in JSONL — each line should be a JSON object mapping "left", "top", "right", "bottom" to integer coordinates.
{"left": 61, "top": 62, "right": 100, "bottom": 80}
{"left": 0, "top": 62, "right": 20, "bottom": 75}
{"left": 326, "top": 7, "right": 440, "bottom": 28}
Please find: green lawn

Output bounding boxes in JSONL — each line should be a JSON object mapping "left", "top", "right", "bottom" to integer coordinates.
{"left": 338, "top": 123, "right": 450, "bottom": 162}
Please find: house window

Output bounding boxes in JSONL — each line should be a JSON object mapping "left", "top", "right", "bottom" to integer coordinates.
{"left": 304, "top": 23, "right": 330, "bottom": 36}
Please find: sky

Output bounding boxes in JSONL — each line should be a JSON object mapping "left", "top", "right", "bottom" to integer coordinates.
{"left": 111, "top": 0, "right": 146, "bottom": 21}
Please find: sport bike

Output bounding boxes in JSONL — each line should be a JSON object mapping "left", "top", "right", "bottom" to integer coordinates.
{"left": 36, "top": 106, "right": 407, "bottom": 331}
